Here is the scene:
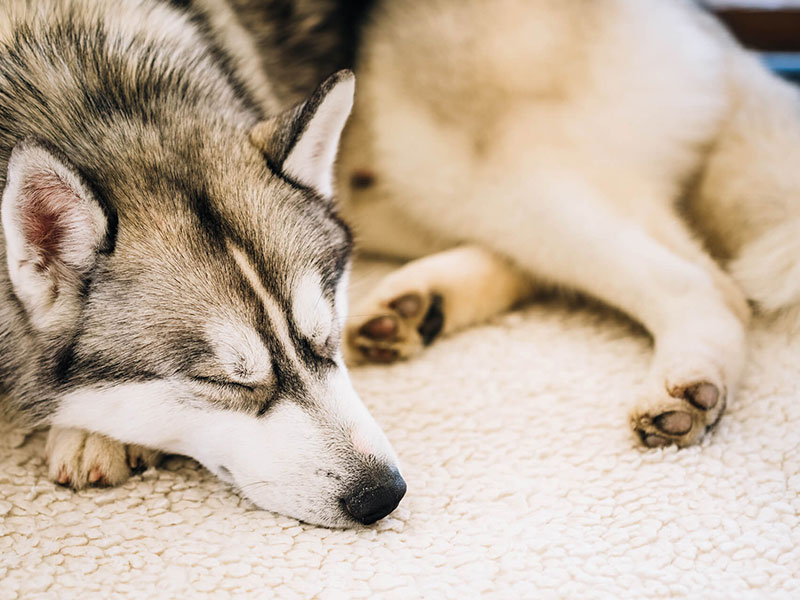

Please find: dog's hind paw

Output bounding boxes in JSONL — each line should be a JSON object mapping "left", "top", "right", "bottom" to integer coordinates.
{"left": 346, "top": 290, "right": 445, "bottom": 364}
{"left": 630, "top": 381, "right": 727, "bottom": 448}
{"left": 46, "top": 427, "right": 161, "bottom": 489}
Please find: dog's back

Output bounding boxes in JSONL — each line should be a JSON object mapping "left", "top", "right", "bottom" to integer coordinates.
{"left": 337, "top": 0, "right": 739, "bottom": 258}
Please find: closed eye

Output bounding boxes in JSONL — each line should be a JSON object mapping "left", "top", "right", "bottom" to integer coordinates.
{"left": 192, "top": 375, "right": 256, "bottom": 393}
{"left": 191, "top": 375, "right": 274, "bottom": 416}
{"left": 318, "top": 331, "right": 340, "bottom": 363}
{"left": 299, "top": 327, "right": 339, "bottom": 365}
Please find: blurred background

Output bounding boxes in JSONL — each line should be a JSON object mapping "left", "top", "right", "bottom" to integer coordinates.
{"left": 704, "top": 0, "right": 800, "bottom": 82}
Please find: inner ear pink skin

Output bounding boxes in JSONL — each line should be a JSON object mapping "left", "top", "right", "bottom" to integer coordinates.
{"left": 21, "top": 173, "right": 75, "bottom": 266}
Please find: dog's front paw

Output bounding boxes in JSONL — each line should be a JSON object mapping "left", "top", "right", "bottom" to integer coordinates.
{"left": 347, "top": 290, "right": 445, "bottom": 364}
{"left": 46, "top": 427, "right": 160, "bottom": 489}
{"left": 631, "top": 381, "right": 727, "bottom": 448}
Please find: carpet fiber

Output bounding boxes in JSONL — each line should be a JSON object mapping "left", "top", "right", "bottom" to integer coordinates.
{"left": 1, "top": 260, "right": 799, "bottom": 599}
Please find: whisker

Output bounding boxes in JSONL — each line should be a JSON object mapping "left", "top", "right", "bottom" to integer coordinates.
{"left": 236, "top": 480, "right": 273, "bottom": 493}
{"left": 344, "top": 313, "right": 394, "bottom": 321}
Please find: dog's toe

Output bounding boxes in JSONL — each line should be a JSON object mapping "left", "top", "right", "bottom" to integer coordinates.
{"left": 681, "top": 382, "right": 720, "bottom": 410}
{"left": 642, "top": 434, "right": 672, "bottom": 448}
{"left": 126, "top": 444, "right": 161, "bottom": 474}
{"left": 653, "top": 411, "right": 693, "bottom": 435}
{"left": 359, "top": 316, "right": 399, "bottom": 341}
{"left": 389, "top": 293, "right": 423, "bottom": 318}
{"left": 348, "top": 290, "right": 444, "bottom": 365}
{"left": 46, "top": 427, "right": 158, "bottom": 489}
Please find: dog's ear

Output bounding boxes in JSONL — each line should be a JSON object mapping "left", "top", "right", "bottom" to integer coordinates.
{"left": 2, "top": 140, "right": 109, "bottom": 333}
{"left": 250, "top": 70, "right": 355, "bottom": 198}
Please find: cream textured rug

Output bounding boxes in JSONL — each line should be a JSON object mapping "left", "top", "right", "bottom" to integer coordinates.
{"left": 1, "top": 259, "right": 799, "bottom": 599}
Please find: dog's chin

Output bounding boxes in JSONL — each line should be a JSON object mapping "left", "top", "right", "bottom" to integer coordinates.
{"left": 297, "top": 510, "right": 361, "bottom": 529}
{"left": 241, "top": 489, "right": 359, "bottom": 529}
{"left": 209, "top": 466, "right": 358, "bottom": 528}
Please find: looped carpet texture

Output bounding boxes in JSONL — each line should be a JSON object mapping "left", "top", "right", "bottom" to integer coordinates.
{"left": 1, "top": 260, "right": 799, "bottom": 599}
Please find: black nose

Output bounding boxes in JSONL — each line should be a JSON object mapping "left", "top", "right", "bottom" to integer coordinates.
{"left": 343, "top": 467, "right": 407, "bottom": 525}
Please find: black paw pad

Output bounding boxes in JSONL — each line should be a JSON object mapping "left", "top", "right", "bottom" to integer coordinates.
{"left": 417, "top": 294, "right": 444, "bottom": 346}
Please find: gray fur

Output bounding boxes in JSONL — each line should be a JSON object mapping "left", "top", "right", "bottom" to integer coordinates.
{"left": 0, "top": 0, "right": 406, "bottom": 528}
{"left": 218, "top": 0, "right": 372, "bottom": 106}
{"left": 0, "top": 1, "right": 350, "bottom": 427}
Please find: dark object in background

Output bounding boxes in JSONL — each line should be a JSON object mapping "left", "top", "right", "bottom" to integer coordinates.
{"left": 712, "top": 6, "right": 800, "bottom": 83}
{"left": 226, "top": 1, "right": 799, "bottom": 99}
{"left": 715, "top": 8, "right": 800, "bottom": 51}
{"left": 225, "top": 0, "right": 374, "bottom": 107}
{"left": 243, "top": 1, "right": 800, "bottom": 91}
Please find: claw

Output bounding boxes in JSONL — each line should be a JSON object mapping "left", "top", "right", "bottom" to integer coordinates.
{"left": 56, "top": 467, "right": 70, "bottom": 486}
{"left": 127, "top": 452, "right": 141, "bottom": 471}
{"left": 88, "top": 467, "right": 104, "bottom": 485}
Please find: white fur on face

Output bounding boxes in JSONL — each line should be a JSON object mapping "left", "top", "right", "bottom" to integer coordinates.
{"left": 52, "top": 368, "right": 399, "bottom": 526}
{"left": 292, "top": 272, "right": 332, "bottom": 346}
{"left": 319, "top": 361, "right": 398, "bottom": 466}
{"left": 206, "top": 320, "right": 272, "bottom": 385}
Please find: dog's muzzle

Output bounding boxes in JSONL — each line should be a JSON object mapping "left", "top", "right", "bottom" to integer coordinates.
{"left": 342, "top": 466, "right": 407, "bottom": 525}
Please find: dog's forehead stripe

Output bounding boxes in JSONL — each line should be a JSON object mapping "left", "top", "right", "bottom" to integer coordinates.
{"left": 228, "top": 244, "right": 301, "bottom": 369}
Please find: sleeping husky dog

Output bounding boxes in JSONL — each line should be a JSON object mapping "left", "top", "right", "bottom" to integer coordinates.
{"left": 335, "top": 0, "right": 800, "bottom": 448}
{"left": 0, "top": 0, "right": 406, "bottom": 527}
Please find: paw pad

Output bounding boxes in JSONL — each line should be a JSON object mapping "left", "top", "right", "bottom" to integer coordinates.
{"left": 642, "top": 434, "right": 671, "bottom": 448}
{"left": 361, "top": 347, "right": 400, "bottom": 363}
{"left": 653, "top": 411, "right": 693, "bottom": 435}
{"left": 633, "top": 381, "right": 727, "bottom": 449}
{"left": 390, "top": 293, "right": 423, "bottom": 318}
{"left": 348, "top": 291, "right": 445, "bottom": 364}
{"left": 682, "top": 383, "right": 719, "bottom": 410}
{"left": 359, "top": 316, "right": 398, "bottom": 340}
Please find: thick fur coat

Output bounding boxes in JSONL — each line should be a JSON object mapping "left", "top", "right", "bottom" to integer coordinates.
{"left": 335, "top": 0, "right": 800, "bottom": 448}
{"left": 0, "top": 0, "right": 405, "bottom": 526}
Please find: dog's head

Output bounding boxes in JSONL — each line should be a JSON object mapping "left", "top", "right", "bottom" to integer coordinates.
{"left": 1, "top": 71, "right": 406, "bottom": 527}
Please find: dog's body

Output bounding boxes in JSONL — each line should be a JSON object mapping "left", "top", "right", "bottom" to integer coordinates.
{"left": 336, "top": 0, "right": 800, "bottom": 447}
{"left": 0, "top": 0, "right": 406, "bottom": 526}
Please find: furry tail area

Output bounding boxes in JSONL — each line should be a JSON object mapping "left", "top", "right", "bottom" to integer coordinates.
{"left": 729, "top": 219, "right": 800, "bottom": 314}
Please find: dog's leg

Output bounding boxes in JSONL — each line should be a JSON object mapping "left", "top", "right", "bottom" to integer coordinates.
{"left": 522, "top": 200, "right": 746, "bottom": 447}
{"left": 647, "top": 209, "right": 752, "bottom": 327}
{"left": 346, "top": 245, "right": 534, "bottom": 363}
{"left": 598, "top": 209, "right": 750, "bottom": 447}
{"left": 379, "top": 170, "right": 746, "bottom": 447}
{"left": 46, "top": 427, "right": 161, "bottom": 489}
